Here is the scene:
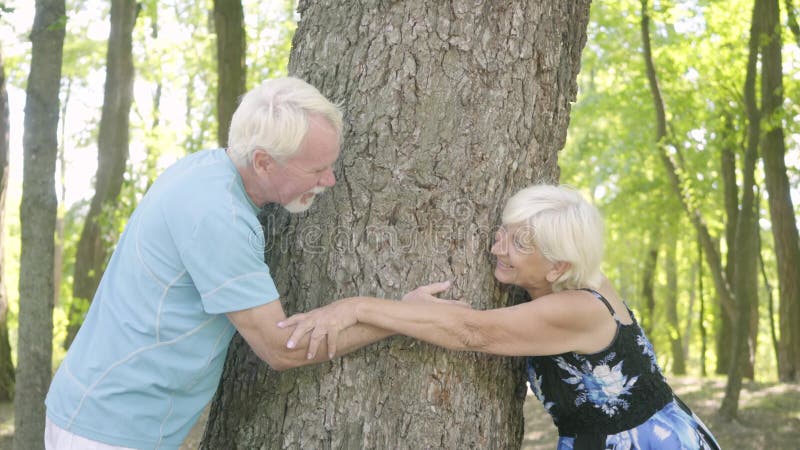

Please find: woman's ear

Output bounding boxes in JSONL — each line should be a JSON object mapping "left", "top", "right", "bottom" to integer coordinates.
{"left": 546, "top": 261, "right": 571, "bottom": 283}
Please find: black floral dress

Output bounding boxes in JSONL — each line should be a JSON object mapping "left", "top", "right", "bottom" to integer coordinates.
{"left": 526, "top": 289, "right": 720, "bottom": 449}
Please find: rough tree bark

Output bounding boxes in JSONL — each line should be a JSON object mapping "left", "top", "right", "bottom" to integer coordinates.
{"left": 763, "top": 0, "right": 800, "bottom": 382}
{"left": 65, "top": 0, "right": 137, "bottom": 347}
{"left": 202, "top": 1, "right": 591, "bottom": 448}
{"left": 214, "top": 0, "right": 246, "bottom": 148}
{"left": 0, "top": 45, "right": 14, "bottom": 401}
{"left": 14, "top": 0, "right": 65, "bottom": 448}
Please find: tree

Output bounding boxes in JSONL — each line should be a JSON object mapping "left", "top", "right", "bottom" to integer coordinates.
{"left": 201, "top": 1, "right": 592, "bottom": 448}
{"left": 638, "top": 0, "right": 745, "bottom": 377}
{"left": 719, "top": 0, "right": 762, "bottom": 420}
{"left": 0, "top": 45, "right": 14, "bottom": 401}
{"left": 665, "top": 237, "right": 687, "bottom": 374}
{"left": 15, "top": 0, "right": 65, "bottom": 448}
{"left": 65, "top": 0, "right": 138, "bottom": 347}
{"left": 214, "top": 0, "right": 246, "bottom": 148}
{"left": 764, "top": 0, "right": 800, "bottom": 382}
{"left": 719, "top": 112, "right": 739, "bottom": 375}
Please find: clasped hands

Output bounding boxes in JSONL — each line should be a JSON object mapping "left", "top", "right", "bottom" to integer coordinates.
{"left": 276, "top": 281, "right": 466, "bottom": 360}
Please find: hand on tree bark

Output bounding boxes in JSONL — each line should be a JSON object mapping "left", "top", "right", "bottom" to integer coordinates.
{"left": 278, "top": 297, "right": 361, "bottom": 360}
{"left": 402, "top": 281, "right": 471, "bottom": 309}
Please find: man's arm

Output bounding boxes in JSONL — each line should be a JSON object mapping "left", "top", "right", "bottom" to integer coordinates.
{"left": 227, "top": 300, "right": 394, "bottom": 371}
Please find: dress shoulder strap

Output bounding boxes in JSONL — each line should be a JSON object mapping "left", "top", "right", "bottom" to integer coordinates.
{"left": 579, "top": 288, "right": 616, "bottom": 317}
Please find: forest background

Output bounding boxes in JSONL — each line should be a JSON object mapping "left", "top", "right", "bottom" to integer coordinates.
{"left": 0, "top": 0, "right": 799, "bottom": 449}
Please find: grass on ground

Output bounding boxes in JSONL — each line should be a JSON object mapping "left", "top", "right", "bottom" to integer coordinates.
{"left": 1, "top": 376, "right": 797, "bottom": 449}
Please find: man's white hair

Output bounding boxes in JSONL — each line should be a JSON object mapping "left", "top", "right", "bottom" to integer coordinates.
{"left": 227, "top": 77, "right": 343, "bottom": 166}
{"left": 501, "top": 184, "right": 604, "bottom": 292}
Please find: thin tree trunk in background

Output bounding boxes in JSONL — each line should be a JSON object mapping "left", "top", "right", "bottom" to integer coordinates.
{"left": 14, "top": 0, "right": 65, "bottom": 448}
{"left": 720, "top": 0, "right": 762, "bottom": 421}
{"left": 758, "top": 221, "right": 780, "bottom": 369}
{"left": 0, "top": 46, "right": 14, "bottom": 402}
{"left": 66, "top": 0, "right": 138, "bottom": 348}
{"left": 786, "top": 0, "right": 800, "bottom": 46}
{"left": 203, "top": 1, "right": 591, "bottom": 448}
{"left": 683, "top": 258, "right": 696, "bottom": 360}
{"left": 765, "top": 0, "right": 800, "bottom": 382}
{"left": 640, "top": 235, "right": 659, "bottom": 338}
{"left": 143, "top": 3, "right": 161, "bottom": 189}
{"left": 53, "top": 78, "right": 71, "bottom": 308}
{"left": 698, "top": 239, "right": 708, "bottom": 377}
{"left": 214, "top": 0, "right": 246, "bottom": 148}
{"left": 718, "top": 112, "right": 738, "bottom": 374}
{"left": 639, "top": 0, "right": 736, "bottom": 333}
{"left": 665, "top": 239, "right": 686, "bottom": 374}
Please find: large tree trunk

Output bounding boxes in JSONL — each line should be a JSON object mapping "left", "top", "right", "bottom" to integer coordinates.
{"left": 202, "top": 1, "right": 591, "bottom": 448}
{"left": 214, "top": 0, "right": 246, "bottom": 148}
{"left": 719, "top": 0, "right": 762, "bottom": 421}
{"left": 765, "top": 0, "right": 800, "bottom": 382}
{"left": 0, "top": 45, "right": 14, "bottom": 402}
{"left": 14, "top": 1, "right": 65, "bottom": 448}
{"left": 65, "top": 0, "right": 137, "bottom": 348}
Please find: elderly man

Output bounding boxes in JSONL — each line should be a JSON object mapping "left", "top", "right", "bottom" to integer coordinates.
{"left": 44, "top": 77, "right": 392, "bottom": 450}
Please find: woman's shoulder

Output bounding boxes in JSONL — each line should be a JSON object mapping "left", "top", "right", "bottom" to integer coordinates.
{"left": 531, "top": 290, "right": 618, "bottom": 326}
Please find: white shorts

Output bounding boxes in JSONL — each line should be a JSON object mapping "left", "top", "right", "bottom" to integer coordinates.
{"left": 44, "top": 417, "right": 136, "bottom": 450}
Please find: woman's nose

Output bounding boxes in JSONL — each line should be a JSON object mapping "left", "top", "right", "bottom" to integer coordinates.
{"left": 491, "top": 231, "right": 506, "bottom": 255}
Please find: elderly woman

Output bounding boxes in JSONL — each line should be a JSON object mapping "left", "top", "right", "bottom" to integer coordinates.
{"left": 278, "top": 184, "right": 720, "bottom": 450}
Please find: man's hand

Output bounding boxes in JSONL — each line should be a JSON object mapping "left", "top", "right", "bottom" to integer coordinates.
{"left": 277, "top": 297, "right": 360, "bottom": 360}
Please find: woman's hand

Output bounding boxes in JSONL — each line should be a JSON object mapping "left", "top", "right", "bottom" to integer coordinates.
{"left": 402, "top": 281, "right": 471, "bottom": 308}
{"left": 277, "top": 298, "right": 361, "bottom": 360}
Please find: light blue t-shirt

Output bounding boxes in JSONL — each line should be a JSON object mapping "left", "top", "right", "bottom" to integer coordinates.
{"left": 46, "top": 149, "right": 280, "bottom": 449}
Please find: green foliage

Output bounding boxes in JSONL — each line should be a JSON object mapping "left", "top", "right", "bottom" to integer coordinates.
{"left": 244, "top": 0, "right": 296, "bottom": 86}
{"left": 561, "top": 0, "right": 796, "bottom": 380}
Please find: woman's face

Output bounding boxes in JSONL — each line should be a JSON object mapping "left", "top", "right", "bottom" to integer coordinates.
{"left": 490, "top": 223, "right": 558, "bottom": 297}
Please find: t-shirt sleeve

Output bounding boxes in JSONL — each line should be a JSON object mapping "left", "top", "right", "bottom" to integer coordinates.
{"left": 180, "top": 210, "right": 280, "bottom": 314}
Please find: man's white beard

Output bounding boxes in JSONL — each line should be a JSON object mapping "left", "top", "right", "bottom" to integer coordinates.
{"left": 283, "top": 186, "right": 326, "bottom": 213}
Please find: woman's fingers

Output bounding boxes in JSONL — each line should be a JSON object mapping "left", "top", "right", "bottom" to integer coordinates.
{"left": 277, "top": 315, "right": 300, "bottom": 329}
{"left": 307, "top": 326, "right": 327, "bottom": 359}
{"left": 285, "top": 317, "right": 314, "bottom": 349}
{"left": 327, "top": 328, "right": 339, "bottom": 359}
{"left": 436, "top": 298, "right": 471, "bottom": 308}
{"left": 402, "top": 281, "right": 452, "bottom": 302}
{"left": 279, "top": 308, "right": 348, "bottom": 359}
{"left": 419, "top": 281, "right": 451, "bottom": 294}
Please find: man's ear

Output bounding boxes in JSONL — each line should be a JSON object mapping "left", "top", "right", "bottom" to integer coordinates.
{"left": 252, "top": 149, "right": 275, "bottom": 174}
{"left": 546, "top": 261, "right": 571, "bottom": 283}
